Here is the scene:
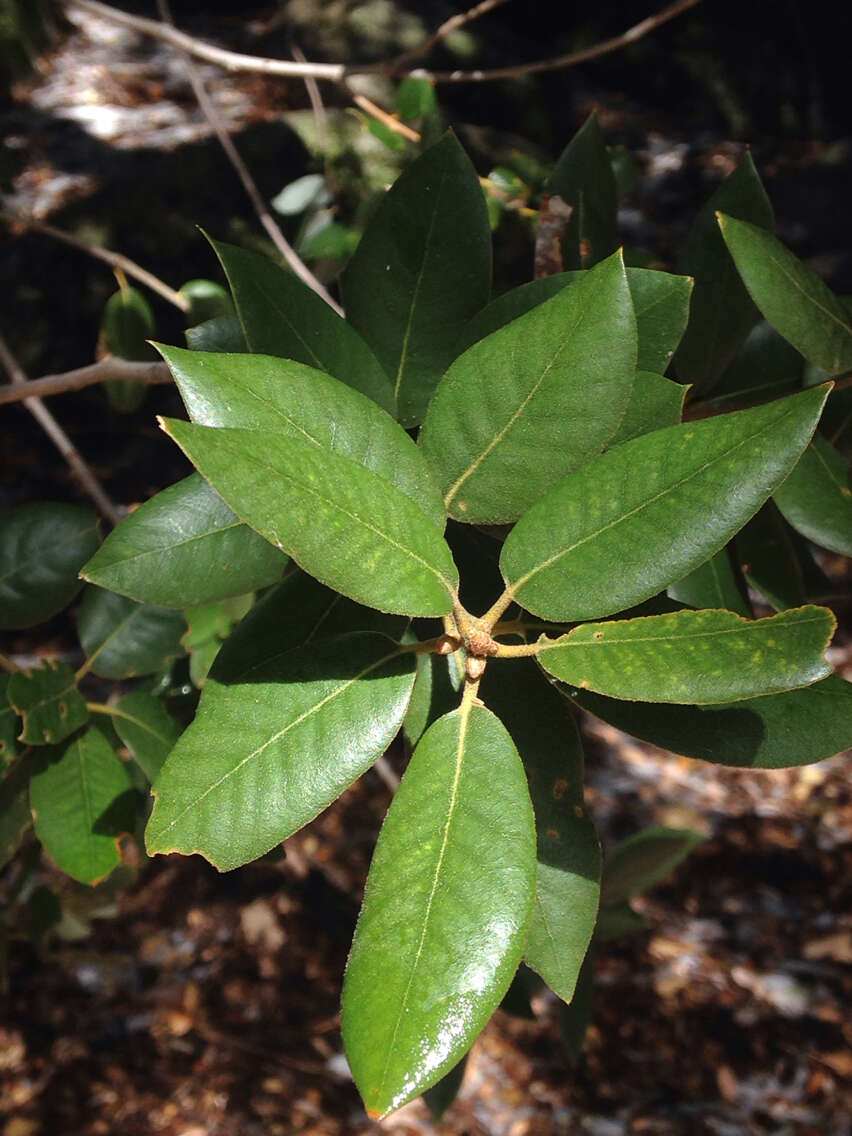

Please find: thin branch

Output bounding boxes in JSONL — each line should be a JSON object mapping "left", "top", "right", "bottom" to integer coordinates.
{"left": 292, "top": 42, "right": 328, "bottom": 158}
{"left": 0, "top": 335, "right": 122, "bottom": 525}
{"left": 387, "top": 0, "right": 513, "bottom": 73}
{"left": 349, "top": 93, "right": 420, "bottom": 142}
{"left": 155, "top": 0, "right": 343, "bottom": 315}
{"left": 2, "top": 212, "right": 190, "bottom": 312}
{"left": 0, "top": 357, "right": 172, "bottom": 407}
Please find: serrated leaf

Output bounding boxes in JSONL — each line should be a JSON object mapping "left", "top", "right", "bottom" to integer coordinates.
{"left": 0, "top": 676, "right": 22, "bottom": 763}
{"left": 342, "top": 704, "right": 535, "bottom": 1117}
{"left": 146, "top": 633, "right": 416, "bottom": 869}
{"left": 667, "top": 547, "right": 750, "bottom": 616}
{"left": 81, "top": 474, "right": 288, "bottom": 608}
{"left": 342, "top": 132, "right": 492, "bottom": 427}
{"left": 419, "top": 251, "right": 636, "bottom": 523}
{"left": 539, "top": 606, "right": 835, "bottom": 704}
{"left": 8, "top": 660, "right": 88, "bottom": 745}
{"left": 546, "top": 112, "right": 618, "bottom": 268}
{"left": 774, "top": 435, "right": 852, "bottom": 557}
{"left": 481, "top": 659, "right": 600, "bottom": 1003}
{"left": 607, "top": 371, "right": 687, "bottom": 447}
{"left": 499, "top": 386, "right": 829, "bottom": 622}
{"left": 109, "top": 692, "right": 181, "bottom": 783}
{"left": 29, "top": 727, "right": 133, "bottom": 885}
{"left": 567, "top": 673, "right": 852, "bottom": 769}
{"left": 0, "top": 502, "right": 100, "bottom": 629}
{"left": 162, "top": 420, "right": 458, "bottom": 617}
{"left": 601, "top": 827, "right": 706, "bottom": 906}
{"left": 719, "top": 213, "right": 852, "bottom": 375}
{"left": 208, "top": 238, "right": 394, "bottom": 414}
{"left": 156, "top": 345, "right": 444, "bottom": 528}
{"left": 674, "top": 153, "right": 775, "bottom": 391}
{"left": 78, "top": 588, "right": 186, "bottom": 679}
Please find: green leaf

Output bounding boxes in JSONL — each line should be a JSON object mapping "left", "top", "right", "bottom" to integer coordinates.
{"left": 29, "top": 727, "right": 133, "bottom": 885}
{"left": 109, "top": 692, "right": 181, "bottom": 783}
{"left": 270, "top": 174, "right": 331, "bottom": 216}
{"left": 81, "top": 474, "right": 288, "bottom": 608}
{"left": 0, "top": 676, "right": 22, "bottom": 763}
{"left": 8, "top": 661, "right": 88, "bottom": 745}
{"left": 711, "top": 320, "right": 804, "bottom": 407}
{"left": 102, "top": 286, "right": 156, "bottom": 412}
{"left": 539, "top": 606, "right": 835, "bottom": 704}
{"left": 156, "top": 345, "right": 445, "bottom": 528}
{"left": 546, "top": 112, "right": 618, "bottom": 268}
{"left": 0, "top": 761, "right": 31, "bottom": 870}
{"left": 718, "top": 213, "right": 852, "bottom": 375}
{"left": 208, "top": 238, "right": 394, "bottom": 414}
{"left": 667, "top": 547, "right": 750, "bottom": 616}
{"left": 481, "top": 659, "right": 600, "bottom": 1003}
{"left": 607, "top": 372, "right": 687, "bottom": 447}
{"left": 0, "top": 502, "right": 100, "bottom": 629}
{"left": 342, "top": 704, "right": 535, "bottom": 1117}
{"left": 395, "top": 76, "right": 437, "bottom": 121}
{"left": 179, "top": 279, "right": 235, "bottom": 326}
{"left": 774, "top": 435, "right": 852, "bottom": 557}
{"left": 734, "top": 502, "right": 810, "bottom": 611}
{"left": 419, "top": 251, "right": 636, "bottom": 523}
{"left": 185, "top": 314, "right": 247, "bottom": 353}
{"left": 78, "top": 588, "right": 186, "bottom": 679}
{"left": 595, "top": 902, "right": 648, "bottom": 940}
{"left": 162, "top": 420, "right": 458, "bottom": 617}
{"left": 403, "top": 646, "right": 462, "bottom": 749}
{"left": 674, "top": 153, "right": 775, "bottom": 391}
{"left": 568, "top": 673, "right": 852, "bottom": 769}
{"left": 422, "top": 1054, "right": 466, "bottom": 1121}
{"left": 601, "top": 826, "right": 707, "bottom": 906}
{"left": 146, "top": 633, "right": 416, "bottom": 870}
{"left": 342, "top": 132, "right": 492, "bottom": 427}
{"left": 499, "top": 386, "right": 830, "bottom": 622}
{"left": 558, "top": 950, "right": 595, "bottom": 1059}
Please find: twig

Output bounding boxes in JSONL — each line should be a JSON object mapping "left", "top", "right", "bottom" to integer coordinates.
{"left": 66, "top": 0, "right": 704, "bottom": 84}
{"left": 349, "top": 93, "right": 420, "bottom": 142}
{"left": 2, "top": 213, "right": 190, "bottom": 312}
{"left": 154, "top": 0, "right": 343, "bottom": 315}
{"left": 0, "top": 358, "right": 172, "bottom": 407}
{"left": 292, "top": 42, "right": 327, "bottom": 158}
{"left": 0, "top": 334, "right": 122, "bottom": 525}
{"left": 387, "top": 0, "right": 513, "bottom": 73}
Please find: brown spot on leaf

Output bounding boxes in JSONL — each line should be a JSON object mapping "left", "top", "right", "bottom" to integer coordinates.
{"left": 546, "top": 828, "right": 560, "bottom": 840}
{"left": 553, "top": 779, "right": 568, "bottom": 799}
{"left": 58, "top": 701, "right": 67, "bottom": 718}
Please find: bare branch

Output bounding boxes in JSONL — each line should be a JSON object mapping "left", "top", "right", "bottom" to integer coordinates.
{"left": 0, "top": 335, "right": 122, "bottom": 525}
{"left": 349, "top": 93, "right": 420, "bottom": 143}
{"left": 0, "top": 358, "right": 172, "bottom": 407}
{"left": 387, "top": 0, "right": 513, "bottom": 73}
{"left": 292, "top": 42, "right": 328, "bottom": 158}
{"left": 2, "top": 212, "right": 190, "bottom": 311}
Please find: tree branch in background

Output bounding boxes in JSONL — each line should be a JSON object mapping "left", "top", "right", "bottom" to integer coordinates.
{"left": 0, "top": 335, "right": 122, "bottom": 525}
{"left": 0, "top": 358, "right": 172, "bottom": 407}
{"left": 349, "top": 93, "right": 421, "bottom": 142}
{"left": 387, "top": 0, "right": 514, "bottom": 74}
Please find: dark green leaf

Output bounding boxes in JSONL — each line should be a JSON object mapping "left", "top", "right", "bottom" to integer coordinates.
{"left": 423, "top": 1054, "right": 466, "bottom": 1121}
{"left": 81, "top": 474, "right": 288, "bottom": 608}
{"left": 29, "top": 727, "right": 133, "bottom": 885}
{"left": 546, "top": 112, "right": 618, "bottom": 268}
{"left": 607, "top": 372, "right": 687, "bottom": 447}
{"left": 499, "top": 386, "right": 829, "bottom": 622}
{"left": 601, "top": 826, "right": 707, "bottom": 906}
{"left": 403, "top": 646, "right": 462, "bottom": 749}
{"left": 179, "top": 279, "right": 234, "bottom": 325}
{"left": 78, "top": 588, "right": 186, "bottom": 679}
{"left": 146, "top": 633, "right": 416, "bottom": 870}
{"left": 342, "top": 704, "right": 535, "bottom": 1117}
{"left": 208, "top": 238, "right": 394, "bottom": 414}
{"left": 0, "top": 502, "right": 100, "bottom": 629}
{"left": 667, "top": 547, "right": 750, "bottom": 616}
{"left": 342, "top": 132, "right": 492, "bottom": 427}
{"left": 109, "top": 692, "right": 181, "bottom": 783}
{"left": 0, "top": 761, "right": 31, "bottom": 870}
{"left": 102, "top": 286, "right": 156, "bottom": 412}
{"left": 395, "top": 76, "right": 437, "bottom": 120}
{"left": 774, "top": 435, "right": 852, "bottom": 557}
{"left": 8, "top": 660, "right": 88, "bottom": 745}
{"left": 595, "top": 902, "right": 648, "bottom": 940}
{"left": 162, "top": 420, "right": 458, "bottom": 617}
{"left": 419, "top": 251, "right": 636, "bottom": 523}
{"left": 539, "top": 606, "right": 835, "bottom": 704}
{"left": 558, "top": 950, "right": 595, "bottom": 1060}
{"left": 734, "top": 502, "right": 810, "bottom": 611}
{"left": 185, "top": 314, "right": 247, "bottom": 353}
{"left": 0, "top": 676, "right": 21, "bottom": 763}
{"left": 711, "top": 320, "right": 804, "bottom": 407}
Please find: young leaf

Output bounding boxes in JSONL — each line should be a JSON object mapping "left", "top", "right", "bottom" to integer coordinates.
{"left": 674, "top": 153, "right": 774, "bottom": 391}
{"left": 161, "top": 420, "right": 458, "bottom": 617}
{"left": 208, "top": 238, "right": 394, "bottom": 414}
{"left": 667, "top": 547, "right": 751, "bottom": 616}
{"left": 499, "top": 385, "right": 830, "bottom": 622}
{"left": 342, "top": 133, "right": 492, "bottom": 427}
{"left": 481, "top": 659, "right": 600, "bottom": 1003}
{"left": 8, "top": 660, "right": 88, "bottom": 745}
{"left": 601, "top": 827, "right": 706, "bottom": 907}
{"left": 774, "top": 435, "right": 852, "bottom": 557}
{"left": 78, "top": 588, "right": 186, "bottom": 679}
{"left": 81, "top": 474, "right": 288, "bottom": 608}
{"left": 606, "top": 372, "right": 687, "bottom": 448}
{"left": 109, "top": 692, "right": 181, "bottom": 783}
{"left": 718, "top": 214, "right": 852, "bottom": 375}
{"left": 156, "top": 345, "right": 445, "bottom": 528}
{"left": 0, "top": 502, "right": 100, "bottom": 629}
{"left": 342, "top": 704, "right": 535, "bottom": 1117}
{"left": 419, "top": 251, "right": 637, "bottom": 523}
{"left": 538, "top": 606, "right": 835, "bottom": 704}
{"left": 146, "top": 633, "right": 416, "bottom": 870}
{"left": 545, "top": 112, "right": 618, "bottom": 268}
{"left": 567, "top": 673, "right": 852, "bottom": 769}
{"left": 29, "top": 727, "right": 133, "bottom": 885}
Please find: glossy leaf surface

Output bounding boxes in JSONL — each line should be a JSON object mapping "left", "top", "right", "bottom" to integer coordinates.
{"left": 539, "top": 606, "right": 835, "bottom": 704}
{"left": 29, "top": 727, "right": 133, "bottom": 885}
{"left": 78, "top": 588, "right": 186, "bottom": 679}
{"left": 8, "top": 661, "right": 88, "bottom": 745}
{"left": 719, "top": 213, "right": 852, "bottom": 374}
{"left": 500, "top": 386, "right": 829, "bottom": 622}
{"left": 545, "top": 111, "right": 617, "bottom": 268}
{"left": 419, "top": 251, "right": 636, "bottom": 523}
{"left": 81, "top": 474, "right": 288, "bottom": 608}
{"left": 343, "top": 133, "right": 492, "bottom": 426}
{"left": 0, "top": 502, "right": 100, "bottom": 629}
{"left": 601, "top": 826, "right": 706, "bottom": 906}
{"left": 162, "top": 420, "right": 458, "bottom": 617}
{"left": 774, "top": 435, "right": 852, "bottom": 557}
{"left": 667, "top": 547, "right": 750, "bottom": 616}
{"left": 146, "top": 634, "right": 415, "bottom": 870}
{"left": 607, "top": 371, "right": 687, "bottom": 447}
{"left": 110, "top": 692, "right": 181, "bottom": 783}
{"left": 209, "top": 237, "right": 394, "bottom": 413}
{"left": 342, "top": 705, "right": 535, "bottom": 1117}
